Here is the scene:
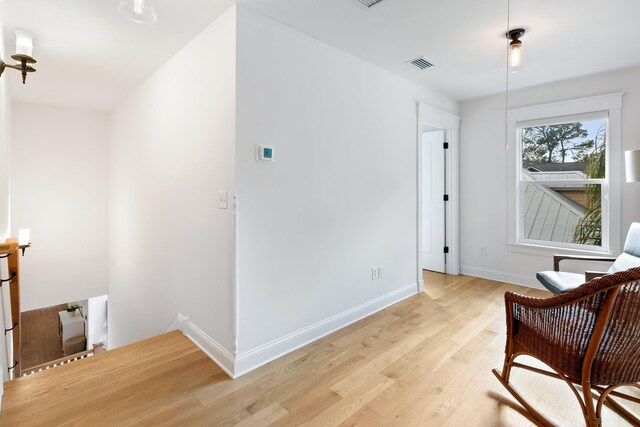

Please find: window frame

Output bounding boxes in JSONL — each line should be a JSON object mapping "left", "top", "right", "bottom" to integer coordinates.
{"left": 506, "top": 93, "right": 624, "bottom": 256}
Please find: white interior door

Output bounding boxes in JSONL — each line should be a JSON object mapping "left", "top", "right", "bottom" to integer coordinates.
{"left": 421, "top": 130, "right": 446, "bottom": 273}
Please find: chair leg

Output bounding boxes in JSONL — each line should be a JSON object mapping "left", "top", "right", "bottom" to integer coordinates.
{"left": 501, "top": 354, "right": 514, "bottom": 383}
{"left": 582, "top": 382, "right": 602, "bottom": 427}
{"left": 595, "top": 385, "right": 640, "bottom": 426}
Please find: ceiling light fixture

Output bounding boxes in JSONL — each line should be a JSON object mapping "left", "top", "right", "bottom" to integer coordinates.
{"left": 0, "top": 31, "right": 37, "bottom": 84}
{"left": 506, "top": 28, "right": 526, "bottom": 73}
{"left": 118, "top": 0, "right": 158, "bottom": 24}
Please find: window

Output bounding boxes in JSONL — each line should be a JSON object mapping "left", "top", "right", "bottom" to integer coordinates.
{"left": 519, "top": 114, "right": 607, "bottom": 249}
{"left": 507, "top": 93, "right": 623, "bottom": 255}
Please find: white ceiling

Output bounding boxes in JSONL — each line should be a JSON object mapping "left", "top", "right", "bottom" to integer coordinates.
{"left": 237, "top": 0, "right": 640, "bottom": 101}
{"left": 2, "top": 0, "right": 234, "bottom": 112}
{"left": 2, "top": 0, "right": 639, "bottom": 111}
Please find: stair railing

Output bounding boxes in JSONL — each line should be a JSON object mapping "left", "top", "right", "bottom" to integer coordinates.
{"left": 0, "top": 239, "right": 21, "bottom": 379}
{"left": 21, "top": 342, "right": 105, "bottom": 377}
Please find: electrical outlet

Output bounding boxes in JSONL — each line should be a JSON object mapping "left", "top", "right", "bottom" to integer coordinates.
{"left": 372, "top": 266, "right": 379, "bottom": 280}
{"left": 378, "top": 265, "right": 383, "bottom": 279}
{"left": 480, "top": 245, "right": 487, "bottom": 256}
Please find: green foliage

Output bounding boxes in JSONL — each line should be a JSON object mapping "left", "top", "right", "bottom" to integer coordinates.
{"left": 572, "top": 125, "right": 606, "bottom": 246}
{"left": 66, "top": 304, "right": 83, "bottom": 313}
{"left": 522, "top": 123, "right": 592, "bottom": 165}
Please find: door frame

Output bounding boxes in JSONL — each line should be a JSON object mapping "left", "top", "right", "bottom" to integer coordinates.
{"left": 417, "top": 103, "right": 461, "bottom": 292}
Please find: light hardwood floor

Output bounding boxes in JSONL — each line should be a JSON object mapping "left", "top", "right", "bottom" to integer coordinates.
{"left": 2, "top": 272, "right": 638, "bottom": 426}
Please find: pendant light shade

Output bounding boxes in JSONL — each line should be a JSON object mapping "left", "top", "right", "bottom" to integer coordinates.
{"left": 507, "top": 28, "right": 527, "bottom": 73}
{"left": 118, "top": 0, "right": 158, "bottom": 24}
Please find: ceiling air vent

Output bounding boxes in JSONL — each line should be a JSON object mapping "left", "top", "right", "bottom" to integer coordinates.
{"left": 407, "top": 57, "right": 434, "bottom": 70}
{"left": 357, "top": 0, "right": 384, "bottom": 8}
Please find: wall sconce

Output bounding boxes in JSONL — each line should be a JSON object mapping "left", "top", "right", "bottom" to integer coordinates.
{"left": 0, "top": 31, "right": 37, "bottom": 84}
{"left": 625, "top": 149, "right": 640, "bottom": 183}
{"left": 506, "top": 28, "right": 526, "bottom": 73}
{"left": 18, "top": 228, "right": 31, "bottom": 256}
{"left": 118, "top": 0, "right": 158, "bottom": 24}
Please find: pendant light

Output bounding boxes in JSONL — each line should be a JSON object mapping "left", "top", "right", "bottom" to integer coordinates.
{"left": 506, "top": 28, "right": 526, "bottom": 73}
{"left": 118, "top": 0, "right": 158, "bottom": 24}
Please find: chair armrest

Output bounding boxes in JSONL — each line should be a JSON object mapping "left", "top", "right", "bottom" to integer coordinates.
{"left": 553, "top": 254, "right": 617, "bottom": 271}
{"left": 585, "top": 271, "right": 608, "bottom": 282}
{"left": 505, "top": 291, "right": 567, "bottom": 310}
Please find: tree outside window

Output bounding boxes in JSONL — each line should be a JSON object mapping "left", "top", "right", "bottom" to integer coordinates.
{"left": 520, "top": 118, "right": 607, "bottom": 248}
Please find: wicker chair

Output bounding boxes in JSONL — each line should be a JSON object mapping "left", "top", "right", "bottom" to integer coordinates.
{"left": 493, "top": 267, "right": 640, "bottom": 426}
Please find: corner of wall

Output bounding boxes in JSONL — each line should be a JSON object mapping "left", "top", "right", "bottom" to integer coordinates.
{"left": 0, "top": 5, "right": 13, "bottom": 387}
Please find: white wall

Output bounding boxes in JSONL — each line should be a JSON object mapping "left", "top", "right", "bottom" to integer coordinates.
{"left": 11, "top": 102, "right": 109, "bottom": 311}
{"left": 108, "top": 6, "right": 236, "bottom": 352}
{"left": 234, "top": 7, "right": 458, "bottom": 371}
{"left": 459, "top": 66, "right": 640, "bottom": 287}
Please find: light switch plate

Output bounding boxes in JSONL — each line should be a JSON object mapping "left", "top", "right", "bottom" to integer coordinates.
{"left": 218, "top": 191, "right": 228, "bottom": 209}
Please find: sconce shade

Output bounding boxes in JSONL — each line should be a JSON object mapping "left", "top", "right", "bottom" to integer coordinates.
{"left": 626, "top": 149, "right": 640, "bottom": 183}
{"left": 18, "top": 228, "right": 31, "bottom": 246}
{"left": 14, "top": 31, "right": 34, "bottom": 58}
{"left": 118, "top": 0, "right": 158, "bottom": 24}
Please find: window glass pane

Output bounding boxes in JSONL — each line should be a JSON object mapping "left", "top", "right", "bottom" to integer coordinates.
{"left": 522, "top": 182, "right": 602, "bottom": 246}
{"left": 521, "top": 118, "right": 607, "bottom": 180}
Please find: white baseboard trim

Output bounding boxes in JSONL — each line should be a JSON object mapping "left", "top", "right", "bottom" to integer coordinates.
{"left": 172, "top": 314, "right": 236, "bottom": 378}
{"left": 233, "top": 283, "right": 418, "bottom": 377}
{"left": 169, "top": 283, "right": 419, "bottom": 379}
{"left": 460, "top": 265, "right": 546, "bottom": 290}
{"left": 164, "top": 313, "right": 189, "bottom": 334}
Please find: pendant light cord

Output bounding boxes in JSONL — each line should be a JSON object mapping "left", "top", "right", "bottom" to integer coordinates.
{"left": 505, "top": 0, "right": 512, "bottom": 245}
{"left": 504, "top": 0, "right": 511, "bottom": 151}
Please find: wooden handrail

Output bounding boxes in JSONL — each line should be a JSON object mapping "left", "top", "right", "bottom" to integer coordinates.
{"left": 22, "top": 342, "right": 105, "bottom": 377}
{"left": 0, "top": 238, "right": 21, "bottom": 378}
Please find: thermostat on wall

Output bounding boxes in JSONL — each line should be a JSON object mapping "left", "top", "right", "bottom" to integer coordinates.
{"left": 256, "top": 145, "right": 275, "bottom": 162}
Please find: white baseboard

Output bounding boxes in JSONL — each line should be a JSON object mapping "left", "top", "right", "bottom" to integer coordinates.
{"left": 460, "top": 265, "right": 546, "bottom": 290}
{"left": 172, "top": 314, "right": 236, "bottom": 378}
{"left": 164, "top": 313, "right": 189, "bottom": 334}
{"left": 233, "top": 283, "right": 418, "bottom": 377}
{"left": 170, "top": 283, "right": 419, "bottom": 379}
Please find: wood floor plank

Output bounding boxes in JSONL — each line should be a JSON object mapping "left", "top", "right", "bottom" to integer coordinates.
{"left": 302, "top": 373, "right": 394, "bottom": 427}
{"left": 234, "top": 402, "right": 289, "bottom": 427}
{"left": 2, "top": 272, "right": 637, "bottom": 426}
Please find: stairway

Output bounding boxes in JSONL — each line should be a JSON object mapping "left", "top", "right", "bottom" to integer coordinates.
{"left": 0, "top": 331, "right": 228, "bottom": 425}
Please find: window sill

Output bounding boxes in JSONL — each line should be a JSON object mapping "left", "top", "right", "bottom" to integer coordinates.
{"left": 507, "top": 242, "right": 617, "bottom": 258}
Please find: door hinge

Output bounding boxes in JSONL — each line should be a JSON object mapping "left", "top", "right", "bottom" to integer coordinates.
{"left": 444, "top": 246, "right": 450, "bottom": 254}
{"left": 443, "top": 142, "right": 449, "bottom": 149}
{"left": 443, "top": 194, "right": 449, "bottom": 202}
